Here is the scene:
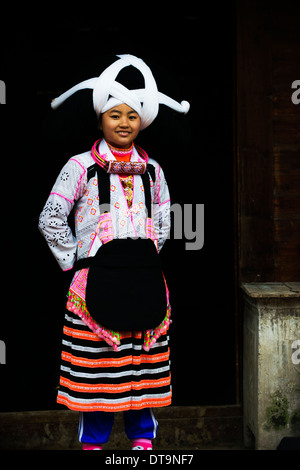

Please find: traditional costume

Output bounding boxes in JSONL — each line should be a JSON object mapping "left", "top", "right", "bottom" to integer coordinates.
{"left": 39, "top": 54, "right": 189, "bottom": 449}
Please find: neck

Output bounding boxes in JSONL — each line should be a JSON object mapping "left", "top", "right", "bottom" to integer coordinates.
{"left": 106, "top": 140, "right": 134, "bottom": 161}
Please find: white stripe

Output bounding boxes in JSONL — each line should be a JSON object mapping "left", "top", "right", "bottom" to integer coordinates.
{"left": 62, "top": 338, "right": 169, "bottom": 354}
{"left": 65, "top": 313, "right": 85, "bottom": 325}
{"left": 62, "top": 339, "right": 117, "bottom": 354}
{"left": 150, "top": 408, "right": 158, "bottom": 439}
{"left": 60, "top": 364, "right": 170, "bottom": 379}
{"left": 78, "top": 412, "right": 84, "bottom": 442}
{"left": 62, "top": 339, "right": 142, "bottom": 354}
{"left": 148, "top": 338, "right": 169, "bottom": 349}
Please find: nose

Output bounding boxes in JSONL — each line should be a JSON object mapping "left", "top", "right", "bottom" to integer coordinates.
{"left": 119, "top": 116, "right": 130, "bottom": 128}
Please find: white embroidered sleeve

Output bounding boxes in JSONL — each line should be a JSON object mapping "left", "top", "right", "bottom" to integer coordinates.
{"left": 38, "top": 158, "right": 86, "bottom": 271}
{"left": 152, "top": 164, "right": 171, "bottom": 252}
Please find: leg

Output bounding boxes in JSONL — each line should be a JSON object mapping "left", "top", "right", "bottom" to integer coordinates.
{"left": 79, "top": 411, "right": 114, "bottom": 445}
{"left": 124, "top": 408, "right": 158, "bottom": 449}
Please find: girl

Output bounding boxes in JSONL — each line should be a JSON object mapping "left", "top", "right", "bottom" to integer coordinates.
{"left": 39, "top": 54, "right": 189, "bottom": 450}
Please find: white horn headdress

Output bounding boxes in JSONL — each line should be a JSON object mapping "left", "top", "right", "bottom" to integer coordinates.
{"left": 51, "top": 54, "right": 190, "bottom": 130}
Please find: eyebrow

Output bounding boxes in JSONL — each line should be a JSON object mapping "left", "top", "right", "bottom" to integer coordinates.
{"left": 109, "top": 108, "right": 138, "bottom": 115}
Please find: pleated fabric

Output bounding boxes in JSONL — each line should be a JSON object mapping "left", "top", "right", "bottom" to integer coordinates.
{"left": 57, "top": 310, "right": 172, "bottom": 412}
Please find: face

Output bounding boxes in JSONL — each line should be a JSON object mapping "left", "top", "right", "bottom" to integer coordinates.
{"left": 99, "top": 103, "right": 141, "bottom": 149}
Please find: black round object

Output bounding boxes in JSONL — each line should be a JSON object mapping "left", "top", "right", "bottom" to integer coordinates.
{"left": 85, "top": 238, "right": 167, "bottom": 331}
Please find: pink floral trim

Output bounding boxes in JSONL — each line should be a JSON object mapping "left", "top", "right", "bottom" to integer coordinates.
{"left": 158, "top": 198, "right": 171, "bottom": 206}
{"left": 50, "top": 192, "right": 74, "bottom": 204}
{"left": 143, "top": 305, "right": 172, "bottom": 352}
{"left": 67, "top": 288, "right": 171, "bottom": 352}
{"left": 66, "top": 208, "right": 172, "bottom": 350}
{"left": 96, "top": 212, "right": 114, "bottom": 244}
{"left": 146, "top": 217, "right": 158, "bottom": 251}
{"left": 69, "top": 268, "right": 89, "bottom": 300}
{"left": 66, "top": 291, "right": 120, "bottom": 351}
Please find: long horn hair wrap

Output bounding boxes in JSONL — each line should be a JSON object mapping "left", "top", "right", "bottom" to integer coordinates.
{"left": 51, "top": 54, "right": 190, "bottom": 130}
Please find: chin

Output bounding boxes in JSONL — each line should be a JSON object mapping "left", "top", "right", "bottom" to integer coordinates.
{"left": 114, "top": 137, "right": 134, "bottom": 148}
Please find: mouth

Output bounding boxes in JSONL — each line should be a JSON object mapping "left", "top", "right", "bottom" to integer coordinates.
{"left": 116, "top": 131, "right": 131, "bottom": 137}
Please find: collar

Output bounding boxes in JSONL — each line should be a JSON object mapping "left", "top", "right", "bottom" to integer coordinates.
{"left": 91, "top": 139, "right": 148, "bottom": 175}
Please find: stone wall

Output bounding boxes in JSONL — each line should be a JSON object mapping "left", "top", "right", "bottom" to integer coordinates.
{"left": 243, "top": 283, "right": 300, "bottom": 449}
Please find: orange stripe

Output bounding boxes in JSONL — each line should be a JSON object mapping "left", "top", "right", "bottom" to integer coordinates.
{"left": 57, "top": 394, "right": 172, "bottom": 412}
{"left": 60, "top": 375, "right": 171, "bottom": 394}
{"left": 63, "top": 326, "right": 101, "bottom": 342}
{"left": 63, "top": 326, "right": 148, "bottom": 343}
{"left": 63, "top": 325, "right": 167, "bottom": 343}
{"left": 131, "top": 376, "right": 171, "bottom": 390}
{"left": 61, "top": 351, "right": 133, "bottom": 368}
{"left": 133, "top": 350, "right": 170, "bottom": 365}
{"left": 61, "top": 349, "right": 170, "bottom": 369}
{"left": 119, "top": 331, "right": 143, "bottom": 340}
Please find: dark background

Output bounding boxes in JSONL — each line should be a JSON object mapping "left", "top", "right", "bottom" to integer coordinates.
{"left": 1, "top": 4, "right": 236, "bottom": 411}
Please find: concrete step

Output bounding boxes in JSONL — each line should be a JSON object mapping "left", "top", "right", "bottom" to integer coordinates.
{"left": 0, "top": 405, "right": 244, "bottom": 450}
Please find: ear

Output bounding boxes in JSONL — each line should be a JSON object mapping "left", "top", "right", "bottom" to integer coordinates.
{"left": 98, "top": 115, "right": 103, "bottom": 131}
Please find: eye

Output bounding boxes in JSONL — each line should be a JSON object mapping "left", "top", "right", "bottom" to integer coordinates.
{"left": 110, "top": 114, "right": 120, "bottom": 120}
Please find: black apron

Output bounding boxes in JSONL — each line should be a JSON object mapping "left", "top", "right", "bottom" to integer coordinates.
{"left": 75, "top": 164, "right": 167, "bottom": 331}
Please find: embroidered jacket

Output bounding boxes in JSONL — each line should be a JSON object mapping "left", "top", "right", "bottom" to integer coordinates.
{"left": 38, "top": 140, "right": 171, "bottom": 272}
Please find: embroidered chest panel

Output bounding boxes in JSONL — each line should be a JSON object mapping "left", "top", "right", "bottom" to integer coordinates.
{"left": 75, "top": 171, "right": 151, "bottom": 259}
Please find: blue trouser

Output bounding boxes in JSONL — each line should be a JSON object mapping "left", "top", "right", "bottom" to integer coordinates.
{"left": 78, "top": 409, "right": 158, "bottom": 444}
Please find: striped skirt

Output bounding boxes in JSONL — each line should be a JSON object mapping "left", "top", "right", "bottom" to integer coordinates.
{"left": 57, "top": 310, "right": 172, "bottom": 412}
